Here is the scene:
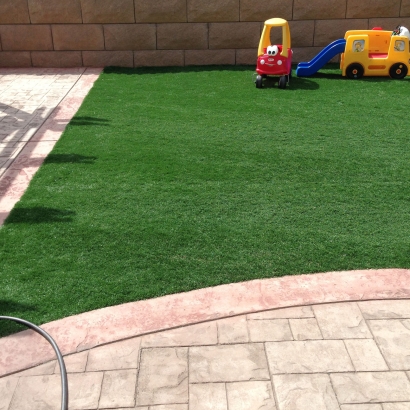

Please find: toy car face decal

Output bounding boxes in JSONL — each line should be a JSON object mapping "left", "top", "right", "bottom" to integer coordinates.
{"left": 267, "top": 45, "right": 279, "bottom": 56}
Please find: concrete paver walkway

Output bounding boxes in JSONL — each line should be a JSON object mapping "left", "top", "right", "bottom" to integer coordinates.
{"left": 0, "top": 67, "right": 102, "bottom": 225}
{"left": 1, "top": 269, "right": 410, "bottom": 410}
{"left": 0, "top": 69, "right": 409, "bottom": 410}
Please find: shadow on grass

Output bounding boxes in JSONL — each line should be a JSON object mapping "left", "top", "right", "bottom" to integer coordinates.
{"left": 43, "top": 153, "right": 97, "bottom": 165}
{"left": 0, "top": 299, "right": 37, "bottom": 315}
{"left": 5, "top": 207, "right": 76, "bottom": 224}
{"left": 256, "top": 76, "right": 320, "bottom": 90}
{"left": 69, "top": 116, "right": 110, "bottom": 126}
{"left": 0, "top": 300, "right": 39, "bottom": 334}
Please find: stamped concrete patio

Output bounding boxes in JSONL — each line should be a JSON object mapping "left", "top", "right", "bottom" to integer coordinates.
{"left": 0, "top": 69, "right": 410, "bottom": 410}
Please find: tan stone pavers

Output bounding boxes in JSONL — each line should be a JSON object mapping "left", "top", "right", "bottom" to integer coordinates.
{"left": 272, "top": 373, "right": 339, "bottom": 410}
{"left": 226, "top": 381, "right": 277, "bottom": 410}
{"left": 86, "top": 337, "right": 141, "bottom": 371}
{"left": 313, "top": 302, "right": 372, "bottom": 339}
{"left": 331, "top": 372, "right": 410, "bottom": 404}
{"left": 0, "top": 377, "right": 18, "bottom": 410}
{"left": 247, "top": 318, "right": 293, "bottom": 342}
{"left": 216, "top": 316, "right": 249, "bottom": 344}
{"left": 367, "top": 319, "right": 410, "bottom": 370}
{"left": 9, "top": 372, "right": 103, "bottom": 410}
{"left": 383, "top": 404, "right": 410, "bottom": 409}
{"left": 189, "top": 383, "right": 227, "bottom": 410}
{"left": 99, "top": 369, "right": 137, "bottom": 408}
{"left": 358, "top": 300, "right": 410, "bottom": 319}
{"left": 55, "top": 351, "right": 88, "bottom": 373}
{"left": 266, "top": 340, "right": 354, "bottom": 374}
{"left": 289, "top": 318, "right": 323, "bottom": 340}
{"left": 2, "top": 270, "right": 409, "bottom": 378}
{"left": 137, "top": 347, "right": 188, "bottom": 406}
{"left": 344, "top": 339, "right": 389, "bottom": 371}
{"left": 2, "top": 296, "right": 410, "bottom": 409}
{"left": 137, "top": 405, "right": 188, "bottom": 410}
{"left": 189, "top": 344, "right": 269, "bottom": 383}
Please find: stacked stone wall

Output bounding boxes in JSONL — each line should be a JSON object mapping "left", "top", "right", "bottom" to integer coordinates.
{"left": 0, "top": 0, "right": 409, "bottom": 67}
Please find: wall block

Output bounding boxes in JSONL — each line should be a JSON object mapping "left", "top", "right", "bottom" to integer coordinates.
{"left": 289, "top": 20, "right": 315, "bottom": 47}
{"left": 134, "top": 50, "right": 184, "bottom": 67}
{"left": 0, "top": 51, "right": 32, "bottom": 67}
{"left": 157, "top": 23, "right": 208, "bottom": 50}
{"left": 314, "top": 19, "right": 368, "bottom": 47}
{"left": 134, "top": 0, "right": 187, "bottom": 23}
{"left": 292, "top": 47, "right": 336, "bottom": 64}
{"left": 346, "top": 0, "right": 401, "bottom": 19}
{"left": 240, "top": 0, "right": 293, "bottom": 22}
{"left": 81, "top": 0, "right": 135, "bottom": 23}
{"left": 293, "top": 0, "right": 347, "bottom": 20}
{"left": 52, "top": 25, "right": 104, "bottom": 51}
{"left": 185, "top": 49, "right": 235, "bottom": 65}
{"left": 369, "top": 17, "right": 410, "bottom": 31}
{"left": 402, "top": 0, "right": 410, "bottom": 17}
{"left": 209, "top": 22, "right": 261, "bottom": 49}
{"left": 31, "top": 51, "right": 82, "bottom": 67}
{"left": 0, "top": 25, "right": 53, "bottom": 51}
{"left": 235, "top": 49, "right": 256, "bottom": 65}
{"left": 103, "top": 24, "right": 156, "bottom": 50}
{"left": 28, "top": 0, "right": 82, "bottom": 24}
{"left": 82, "top": 50, "right": 133, "bottom": 67}
{"left": 187, "top": 0, "right": 239, "bottom": 23}
{"left": 0, "top": 0, "right": 30, "bottom": 24}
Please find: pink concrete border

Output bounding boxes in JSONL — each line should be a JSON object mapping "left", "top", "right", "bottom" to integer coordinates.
{"left": 1, "top": 268, "right": 409, "bottom": 376}
{"left": 0, "top": 68, "right": 103, "bottom": 226}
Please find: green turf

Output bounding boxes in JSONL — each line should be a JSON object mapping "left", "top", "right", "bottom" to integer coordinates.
{"left": 1, "top": 65, "right": 409, "bottom": 336}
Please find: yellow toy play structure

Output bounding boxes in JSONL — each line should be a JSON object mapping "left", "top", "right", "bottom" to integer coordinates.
{"left": 341, "top": 27, "right": 410, "bottom": 79}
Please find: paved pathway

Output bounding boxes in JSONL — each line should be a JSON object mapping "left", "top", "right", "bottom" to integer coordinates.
{"left": 0, "top": 67, "right": 102, "bottom": 225}
{"left": 0, "top": 69, "right": 410, "bottom": 410}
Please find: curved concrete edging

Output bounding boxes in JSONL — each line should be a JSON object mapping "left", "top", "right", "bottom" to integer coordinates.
{"left": 1, "top": 268, "right": 409, "bottom": 377}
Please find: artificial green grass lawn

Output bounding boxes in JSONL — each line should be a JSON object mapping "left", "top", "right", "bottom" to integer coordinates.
{"left": 1, "top": 65, "right": 410, "bottom": 336}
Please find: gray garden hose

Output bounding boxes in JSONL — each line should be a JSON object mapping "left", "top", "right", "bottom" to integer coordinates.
{"left": 0, "top": 316, "right": 68, "bottom": 410}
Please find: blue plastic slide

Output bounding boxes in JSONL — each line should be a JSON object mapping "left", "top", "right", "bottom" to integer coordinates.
{"left": 296, "top": 39, "right": 347, "bottom": 76}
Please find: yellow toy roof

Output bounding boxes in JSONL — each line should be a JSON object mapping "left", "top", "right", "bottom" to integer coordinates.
{"left": 258, "top": 18, "right": 291, "bottom": 57}
{"left": 264, "top": 18, "right": 288, "bottom": 27}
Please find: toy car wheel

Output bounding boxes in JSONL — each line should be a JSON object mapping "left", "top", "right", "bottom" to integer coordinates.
{"left": 255, "top": 75, "right": 263, "bottom": 88}
{"left": 278, "top": 75, "right": 287, "bottom": 89}
{"left": 389, "top": 63, "right": 408, "bottom": 79}
{"left": 346, "top": 63, "right": 364, "bottom": 79}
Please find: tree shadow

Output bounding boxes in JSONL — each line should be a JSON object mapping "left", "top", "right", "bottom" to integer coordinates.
{"left": 0, "top": 300, "right": 39, "bottom": 335}
{"left": 0, "top": 299, "right": 37, "bottom": 315}
{"left": 4, "top": 207, "right": 75, "bottom": 224}
{"left": 69, "top": 116, "right": 110, "bottom": 126}
{"left": 43, "top": 153, "right": 97, "bottom": 165}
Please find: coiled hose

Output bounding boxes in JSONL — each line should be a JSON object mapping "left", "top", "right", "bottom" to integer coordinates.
{"left": 0, "top": 316, "right": 68, "bottom": 410}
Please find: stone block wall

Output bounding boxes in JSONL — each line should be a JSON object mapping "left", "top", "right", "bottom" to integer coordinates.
{"left": 0, "top": 0, "right": 409, "bottom": 67}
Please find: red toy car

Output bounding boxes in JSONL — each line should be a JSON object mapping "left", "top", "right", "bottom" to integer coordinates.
{"left": 255, "top": 18, "right": 293, "bottom": 89}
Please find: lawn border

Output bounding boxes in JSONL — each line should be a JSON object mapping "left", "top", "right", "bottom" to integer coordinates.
{"left": 1, "top": 268, "right": 409, "bottom": 376}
